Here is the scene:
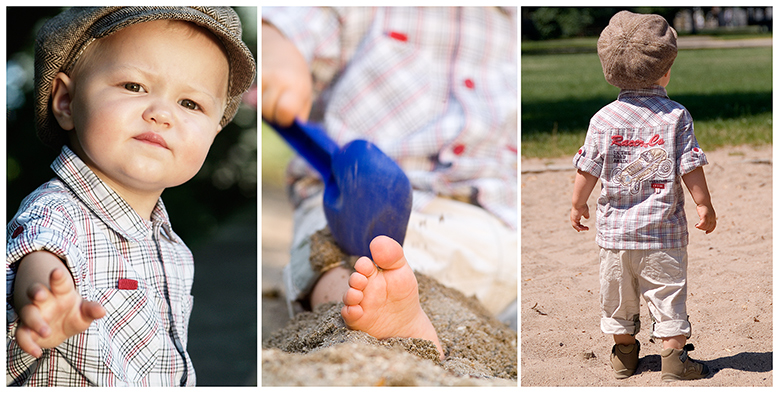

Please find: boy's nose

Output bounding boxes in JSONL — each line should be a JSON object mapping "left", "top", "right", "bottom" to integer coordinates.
{"left": 143, "top": 101, "right": 173, "bottom": 127}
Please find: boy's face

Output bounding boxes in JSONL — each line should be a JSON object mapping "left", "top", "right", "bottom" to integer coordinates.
{"left": 52, "top": 20, "right": 229, "bottom": 200}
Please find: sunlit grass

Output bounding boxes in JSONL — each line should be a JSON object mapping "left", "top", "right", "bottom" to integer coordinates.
{"left": 521, "top": 46, "right": 772, "bottom": 158}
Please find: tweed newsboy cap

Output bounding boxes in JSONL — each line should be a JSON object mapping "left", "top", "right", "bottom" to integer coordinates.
{"left": 34, "top": 6, "right": 256, "bottom": 149}
{"left": 597, "top": 10, "right": 677, "bottom": 89}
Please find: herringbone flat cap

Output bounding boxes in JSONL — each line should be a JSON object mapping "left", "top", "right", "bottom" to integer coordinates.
{"left": 597, "top": 11, "right": 677, "bottom": 89}
{"left": 34, "top": 6, "right": 256, "bottom": 149}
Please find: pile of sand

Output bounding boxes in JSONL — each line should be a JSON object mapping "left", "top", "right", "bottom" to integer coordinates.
{"left": 262, "top": 271, "right": 517, "bottom": 386}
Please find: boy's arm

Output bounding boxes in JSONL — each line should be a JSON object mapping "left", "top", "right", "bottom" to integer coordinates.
{"left": 682, "top": 166, "right": 717, "bottom": 234}
{"left": 571, "top": 169, "right": 598, "bottom": 232}
{"left": 13, "top": 251, "right": 105, "bottom": 358}
{"left": 261, "top": 21, "right": 313, "bottom": 126}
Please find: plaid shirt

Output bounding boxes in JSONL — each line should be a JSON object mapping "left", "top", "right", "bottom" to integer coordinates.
{"left": 6, "top": 147, "right": 195, "bottom": 386}
{"left": 263, "top": 7, "right": 518, "bottom": 229}
{"left": 573, "top": 86, "right": 708, "bottom": 250}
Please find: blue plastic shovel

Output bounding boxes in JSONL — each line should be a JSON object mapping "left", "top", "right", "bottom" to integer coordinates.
{"left": 266, "top": 118, "right": 412, "bottom": 258}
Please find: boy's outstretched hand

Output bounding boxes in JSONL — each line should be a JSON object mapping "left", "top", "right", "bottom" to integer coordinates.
{"left": 14, "top": 252, "right": 105, "bottom": 358}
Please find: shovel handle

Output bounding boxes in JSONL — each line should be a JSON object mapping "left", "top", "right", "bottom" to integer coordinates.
{"left": 264, "top": 118, "right": 338, "bottom": 181}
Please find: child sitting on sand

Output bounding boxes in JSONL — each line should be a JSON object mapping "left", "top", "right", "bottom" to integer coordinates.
{"left": 262, "top": 6, "right": 518, "bottom": 360}
{"left": 570, "top": 11, "right": 716, "bottom": 381}
{"left": 6, "top": 7, "right": 255, "bottom": 386}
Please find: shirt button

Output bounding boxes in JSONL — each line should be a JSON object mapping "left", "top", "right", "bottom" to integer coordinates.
{"left": 453, "top": 144, "right": 466, "bottom": 155}
{"left": 464, "top": 79, "right": 475, "bottom": 89}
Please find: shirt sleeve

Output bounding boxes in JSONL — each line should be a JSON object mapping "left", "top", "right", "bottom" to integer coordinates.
{"left": 6, "top": 199, "right": 81, "bottom": 329}
{"left": 573, "top": 124, "right": 604, "bottom": 178}
{"left": 676, "top": 111, "right": 708, "bottom": 175}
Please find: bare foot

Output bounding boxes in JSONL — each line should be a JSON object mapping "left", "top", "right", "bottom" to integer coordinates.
{"left": 341, "top": 236, "right": 444, "bottom": 359}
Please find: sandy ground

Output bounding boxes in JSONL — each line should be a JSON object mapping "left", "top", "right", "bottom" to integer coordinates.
{"left": 520, "top": 145, "right": 773, "bottom": 386}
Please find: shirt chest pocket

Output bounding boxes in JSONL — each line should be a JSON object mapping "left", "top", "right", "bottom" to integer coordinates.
{"left": 95, "top": 286, "right": 163, "bottom": 383}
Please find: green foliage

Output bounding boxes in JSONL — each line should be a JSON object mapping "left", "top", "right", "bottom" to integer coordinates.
{"left": 521, "top": 46, "right": 772, "bottom": 158}
{"left": 530, "top": 8, "right": 594, "bottom": 40}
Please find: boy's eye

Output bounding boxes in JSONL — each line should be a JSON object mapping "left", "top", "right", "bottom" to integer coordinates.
{"left": 123, "top": 82, "right": 144, "bottom": 92}
{"left": 179, "top": 99, "right": 200, "bottom": 111}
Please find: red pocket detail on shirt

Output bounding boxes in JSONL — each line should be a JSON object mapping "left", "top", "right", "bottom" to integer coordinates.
{"left": 388, "top": 31, "right": 408, "bottom": 42}
{"left": 118, "top": 279, "right": 138, "bottom": 290}
{"left": 11, "top": 226, "right": 24, "bottom": 239}
{"left": 651, "top": 183, "right": 665, "bottom": 190}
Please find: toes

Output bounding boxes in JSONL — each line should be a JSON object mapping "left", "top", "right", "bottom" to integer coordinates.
{"left": 369, "top": 235, "right": 406, "bottom": 270}
{"left": 342, "top": 287, "right": 364, "bottom": 306}
{"left": 341, "top": 304, "right": 364, "bottom": 322}
{"left": 348, "top": 271, "right": 368, "bottom": 291}
{"left": 353, "top": 257, "right": 377, "bottom": 277}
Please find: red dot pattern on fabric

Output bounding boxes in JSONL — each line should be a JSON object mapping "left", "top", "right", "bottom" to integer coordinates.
{"left": 388, "top": 31, "right": 408, "bottom": 42}
{"left": 464, "top": 79, "right": 475, "bottom": 89}
{"left": 453, "top": 144, "right": 466, "bottom": 155}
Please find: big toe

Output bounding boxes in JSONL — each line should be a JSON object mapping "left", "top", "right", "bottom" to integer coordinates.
{"left": 369, "top": 236, "right": 406, "bottom": 270}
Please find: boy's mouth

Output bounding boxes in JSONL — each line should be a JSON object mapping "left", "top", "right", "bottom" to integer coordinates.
{"left": 134, "top": 132, "right": 169, "bottom": 149}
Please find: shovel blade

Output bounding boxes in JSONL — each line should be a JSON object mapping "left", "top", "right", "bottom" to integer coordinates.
{"left": 324, "top": 140, "right": 412, "bottom": 258}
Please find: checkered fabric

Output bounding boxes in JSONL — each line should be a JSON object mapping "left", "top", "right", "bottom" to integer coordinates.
{"left": 573, "top": 86, "right": 708, "bottom": 250}
{"left": 6, "top": 146, "right": 195, "bottom": 386}
{"left": 263, "top": 7, "right": 517, "bottom": 229}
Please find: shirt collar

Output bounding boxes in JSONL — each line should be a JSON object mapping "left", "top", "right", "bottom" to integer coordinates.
{"left": 51, "top": 146, "right": 173, "bottom": 242}
{"left": 618, "top": 85, "right": 669, "bottom": 100}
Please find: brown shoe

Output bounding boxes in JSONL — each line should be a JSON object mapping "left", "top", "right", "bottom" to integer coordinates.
{"left": 661, "top": 344, "right": 710, "bottom": 381}
{"left": 610, "top": 341, "right": 640, "bottom": 379}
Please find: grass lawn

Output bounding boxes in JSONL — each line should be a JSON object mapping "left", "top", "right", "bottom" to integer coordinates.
{"left": 521, "top": 46, "right": 772, "bottom": 158}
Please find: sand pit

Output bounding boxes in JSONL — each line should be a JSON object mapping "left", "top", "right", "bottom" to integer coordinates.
{"left": 262, "top": 261, "right": 517, "bottom": 386}
{"left": 520, "top": 145, "right": 772, "bottom": 386}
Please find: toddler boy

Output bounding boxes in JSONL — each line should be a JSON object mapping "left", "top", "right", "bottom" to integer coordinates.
{"left": 570, "top": 11, "right": 716, "bottom": 381}
{"left": 6, "top": 7, "right": 255, "bottom": 386}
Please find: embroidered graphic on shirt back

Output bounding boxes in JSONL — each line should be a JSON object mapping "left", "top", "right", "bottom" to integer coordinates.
{"left": 612, "top": 147, "right": 673, "bottom": 194}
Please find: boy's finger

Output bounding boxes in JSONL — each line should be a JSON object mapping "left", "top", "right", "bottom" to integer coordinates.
{"left": 18, "top": 305, "right": 52, "bottom": 339}
{"left": 26, "top": 282, "right": 50, "bottom": 303}
{"left": 49, "top": 267, "right": 74, "bottom": 296}
{"left": 15, "top": 325, "right": 44, "bottom": 358}
{"left": 80, "top": 301, "right": 107, "bottom": 322}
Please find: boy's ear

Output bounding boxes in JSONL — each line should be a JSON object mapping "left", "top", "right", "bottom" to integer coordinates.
{"left": 51, "top": 72, "right": 75, "bottom": 131}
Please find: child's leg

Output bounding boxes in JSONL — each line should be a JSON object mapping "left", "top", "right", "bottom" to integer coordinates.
{"left": 638, "top": 247, "right": 691, "bottom": 340}
{"left": 661, "top": 335, "right": 686, "bottom": 350}
{"left": 614, "top": 334, "right": 636, "bottom": 345}
{"left": 600, "top": 249, "right": 643, "bottom": 379}
{"left": 310, "top": 266, "right": 350, "bottom": 307}
{"left": 638, "top": 248, "right": 709, "bottom": 380}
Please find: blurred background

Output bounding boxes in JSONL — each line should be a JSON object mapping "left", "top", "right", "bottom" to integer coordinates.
{"left": 6, "top": 7, "right": 258, "bottom": 386}
{"left": 521, "top": 7, "right": 772, "bottom": 158}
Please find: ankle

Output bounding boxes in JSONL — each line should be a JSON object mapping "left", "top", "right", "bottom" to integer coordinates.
{"left": 661, "top": 335, "right": 686, "bottom": 350}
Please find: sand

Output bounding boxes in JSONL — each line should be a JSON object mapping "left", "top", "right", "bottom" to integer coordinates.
{"left": 262, "top": 232, "right": 517, "bottom": 386}
{"left": 520, "top": 145, "right": 773, "bottom": 386}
